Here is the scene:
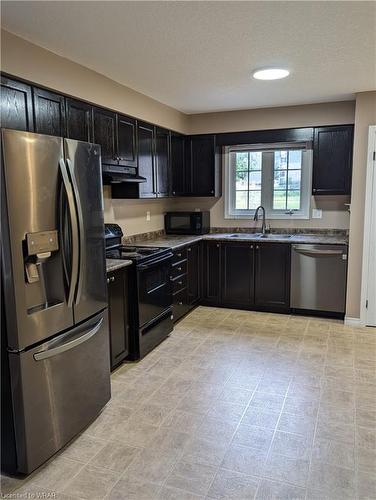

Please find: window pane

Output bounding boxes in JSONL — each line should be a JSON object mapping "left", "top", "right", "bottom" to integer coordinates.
{"left": 236, "top": 170, "right": 248, "bottom": 190}
{"left": 249, "top": 191, "right": 261, "bottom": 209}
{"left": 287, "top": 191, "right": 301, "bottom": 210}
{"left": 274, "top": 150, "right": 288, "bottom": 170}
{"left": 288, "top": 170, "right": 301, "bottom": 190}
{"left": 235, "top": 191, "right": 248, "bottom": 209}
{"left": 274, "top": 169, "right": 287, "bottom": 190}
{"left": 249, "top": 152, "right": 262, "bottom": 170}
{"left": 236, "top": 152, "right": 248, "bottom": 170}
{"left": 289, "top": 150, "right": 302, "bottom": 169}
{"left": 249, "top": 170, "right": 262, "bottom": 189}
{"left": 273, "top": 190, "right": 287, "bottom": 210}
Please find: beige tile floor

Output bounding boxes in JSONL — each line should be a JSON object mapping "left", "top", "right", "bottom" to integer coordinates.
{"left": 1, "top": 307, "right": 376, "bottom": 499}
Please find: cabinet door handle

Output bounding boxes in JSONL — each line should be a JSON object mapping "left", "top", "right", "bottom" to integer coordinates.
{"left": 178, "top": 281, "right": 183, "bottom": 285}
{"left": 172, "top": 191, "right": 176, "bottom": 195}
{"left": 187, "top": 248, "right": 191, "bottom": 252}
{"left": 111, "top": 276, "right": 115, "bottom": 282}
{"left": 107, "top": 278, "right": 110, "bottom": 284}
{"left": 177, "top": 267, "right": 182, "bottom": 271}
{"left": 177, "top": 253, "right": 182, "bottom": 257}
{"left": 250, "top": 245, "right": 253, "bottom": 249}
{"left": 178, "top": 301, "right": 183, "bottom": 305}
{"left": 256, "top": 246, "right": 259, "bottom": 250}
{"left": 216, "top": 244, "right": 220, "bottom": 248}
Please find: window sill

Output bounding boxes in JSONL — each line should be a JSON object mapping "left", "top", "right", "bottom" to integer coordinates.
{"left": 224, "top": 212, "right": 310, "bottom": 220}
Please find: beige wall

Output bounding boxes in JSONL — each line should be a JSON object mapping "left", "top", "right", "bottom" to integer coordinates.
{"left": 188, "top": 101, "right": 356, "bottom": 134}
{"left": 346, "top": 91, "right": 376, "bottom": 319}
{"left": 1, "top": 30, "right": 188, "bottom": 133}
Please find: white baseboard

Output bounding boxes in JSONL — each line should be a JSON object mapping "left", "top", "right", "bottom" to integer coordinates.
{"left": 344, "top": 316, "right": 364, "bottom": 327}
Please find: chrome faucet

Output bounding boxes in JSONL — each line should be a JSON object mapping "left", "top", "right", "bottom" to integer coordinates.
{"left": 254, "top": 205, "right": 266, "bottom": 236}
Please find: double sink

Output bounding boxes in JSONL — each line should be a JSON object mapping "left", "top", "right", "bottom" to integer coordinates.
{"left": 226, "top": 233, "right": 293, "bottom": 240}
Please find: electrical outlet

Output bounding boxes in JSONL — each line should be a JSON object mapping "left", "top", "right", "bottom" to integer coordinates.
{"left": 312, "top": 208, "right": 322, "bottom": 219}
{"left": 146, "top": 211, "right": 151, "bottom": 221}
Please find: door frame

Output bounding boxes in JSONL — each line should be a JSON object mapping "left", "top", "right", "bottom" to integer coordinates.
{"left": 360, "top": 125, "right": 376, "bottom": 327}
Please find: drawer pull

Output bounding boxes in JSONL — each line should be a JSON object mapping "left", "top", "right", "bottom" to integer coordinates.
{"left": 178, "top": 281, "right": 183, "bottom": 285}
{"left": 178, "top": 301, "right": 183, "bottom": 305}
{"left": 177, "top": 267, "right": 182, "bottom": 271}
{"left": 187, "top": 248, "right": 191, "bottom": 252}
{"left": 177, "top": 253, "right": 182, "bottom": 257}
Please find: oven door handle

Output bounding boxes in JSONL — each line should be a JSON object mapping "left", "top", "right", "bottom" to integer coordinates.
{"left": 138, "top": 254, "right": 173, "bottom": 270}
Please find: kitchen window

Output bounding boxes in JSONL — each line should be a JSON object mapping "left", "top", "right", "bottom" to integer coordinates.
{"left": 224, "top": 142, "right": 313, "bottom": 219}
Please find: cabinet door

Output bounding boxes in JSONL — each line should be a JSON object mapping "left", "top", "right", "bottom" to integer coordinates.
{"left": 187, "top": 243, "right": 201, "bottom": 305}
{"left": 107, "top": 269, "right": 129, "bottom": 369}
{"left": 93, "top": 107, "right": 117, "bottom": 164}
{"left": 155, "top": 127, "right": 170, "bottom": 197}
{"left": 189, "top": 135, "right": 216, "bottom": 196}
{"left": 138, "top": 121, "right": 156, "bottom": 198}
{"left": 202, "top": 241, "right": 221, "bottom": 305}
{"left": 312, "top": 126, "right": 354, "bottom": 195}
{"left": 66, "top": 98, "right": 92, "bottom": 142}
{"left": 117, "top": 114, "right": 137, "bottom": 167}
{"left": 33, "top": 87, "right": 66, "bottom": 137}
{"left": 1, "top": 76, "right": 34, "bottom": 131}
{"left": 254, "top": 243, "right": 290, "bottom": 310}
{"left": 170, "top": 132, "right": 186, "bottom": 196}
{"left": 221, "top": 242, "right": 254, "bottom": 308}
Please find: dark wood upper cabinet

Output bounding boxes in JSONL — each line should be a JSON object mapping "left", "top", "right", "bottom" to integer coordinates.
{"left": 66, "top": 98, "right": 92, "bottom": 142}
{"left": 170, "top": 132, "right": 186, "bottom": 196}
{"left": 155, "top": 127, "right": 170, "bottom": 197}
{"left": 107, "top": 268, "right": 129, "bottom": 370}
{"left": 202, "top": 241, "right": 221, "bottom": 305}
{"left": 137, "top": 121, "right": 156, "bottom": 198}
{"left": 117, "top": 114, "right": 137, "bottom": 167}
{"left": 312, "top": 125, "right": 354, "bottom": 195}
{"left": 187, "top": 242, "right": 201, "bottom": 305}
{"left": 185, "top": 134, "right": 220, "bottom": 197}
{"left": 221, "top": 242, "right": 254, "bottom": 308}
{"left": 254, "top": 243, "right": 290, "bottom": 310}
{"left": 93, "top": 107, "right": 117, "bottom": 164}
{"left": 1, "top": 76, "right": 34, "bottom": 132}
{"left": 33, "top": 87, "right": 66, "bottom": 137}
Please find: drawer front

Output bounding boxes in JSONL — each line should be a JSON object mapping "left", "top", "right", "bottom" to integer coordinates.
{"left": 172, "top": 248, "right": 187, "bottom": 265}
{"left": 172, "top": 274, "right": 187, "bottom": 294}
{"left": 171, "top": 260, "right": 187, "bottom": 279}
{"left": 172, "top": 289, "right": 189, "bottom": 323}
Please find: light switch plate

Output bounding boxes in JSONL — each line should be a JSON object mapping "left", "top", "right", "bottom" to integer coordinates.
{"left": 312, "top": 208, "right": 322, "bottom": 219}
{"left": 146, "top": 211, "right": 151, "bottom": 221}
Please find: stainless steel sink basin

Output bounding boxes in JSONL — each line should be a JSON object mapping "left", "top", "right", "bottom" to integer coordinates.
{"left": 228, "top": 233, "right": 261, "bottom": 238}
{"left": 258, "top": 234, "right": 293, "bottom": 240}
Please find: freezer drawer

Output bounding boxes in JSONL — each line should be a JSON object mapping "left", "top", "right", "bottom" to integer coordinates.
{"left": 8, "top": 310, "right": 110, "bottom": 474}
{"left": 291, "top": 244, "right": 347, "bottom": 314}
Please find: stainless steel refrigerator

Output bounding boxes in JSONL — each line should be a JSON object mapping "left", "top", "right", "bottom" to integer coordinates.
{"left": 1, "top": 129, "right": 110, "bottom": 475}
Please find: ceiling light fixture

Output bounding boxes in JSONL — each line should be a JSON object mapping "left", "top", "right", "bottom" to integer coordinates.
{"left": 252, "top": 68, "right": 290, "bottom": 80}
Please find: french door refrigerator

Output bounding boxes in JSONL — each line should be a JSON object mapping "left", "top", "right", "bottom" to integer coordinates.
{"left": 1, "top": 129, "right": 110, "bottom": 475}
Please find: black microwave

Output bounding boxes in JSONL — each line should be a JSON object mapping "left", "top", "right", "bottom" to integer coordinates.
{"left": 165, "top": 211, "right": 210, "bottom": 235}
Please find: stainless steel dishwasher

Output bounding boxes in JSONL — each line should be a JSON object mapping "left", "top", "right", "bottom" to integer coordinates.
{"left": 291, "top": 244, "right": 348, "bottom": 315}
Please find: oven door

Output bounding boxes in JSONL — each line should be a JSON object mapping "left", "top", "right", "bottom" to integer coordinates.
{"left": 137, "top": 254, "right": 173, "bottom": 327}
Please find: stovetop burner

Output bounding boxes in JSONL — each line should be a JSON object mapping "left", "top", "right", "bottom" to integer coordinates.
{"left": 105, "top": 223, "right": 171, "bottom": 263}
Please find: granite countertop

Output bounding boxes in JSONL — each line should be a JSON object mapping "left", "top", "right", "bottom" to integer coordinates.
{"left": 130, "top": 232, "right": 348, "bottom": 249}
{"left": 106, "top": 258, "right": 133, "bottom": 273}
{"left": 136, "top": 235, "right": 203, "bottom": 250}
{"left": 204, "top": 233, "right": 348, "bottom": 245}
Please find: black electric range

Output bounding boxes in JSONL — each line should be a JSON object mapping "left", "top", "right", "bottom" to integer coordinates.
{"left": 105, "top": 224, "right": 173, "bottom": 359}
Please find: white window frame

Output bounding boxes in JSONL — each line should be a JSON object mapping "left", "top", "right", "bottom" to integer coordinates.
{"left": 224, "top": 142, "right": 313, "bottom": 220}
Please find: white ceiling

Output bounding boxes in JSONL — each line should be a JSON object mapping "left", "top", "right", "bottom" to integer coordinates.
{"left": 2, "top": 1, "right": 375, "bottom": 114}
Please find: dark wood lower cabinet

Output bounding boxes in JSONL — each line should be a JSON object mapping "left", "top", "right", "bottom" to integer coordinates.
{"left": 172, "top": 242, "right": 201, "bottom": 322}
{"left": 221, "top": 242, "right": 254, "bottom": 308}
{"left": 202, "top": 241, "right": 221, "bottom": 306}
{"left": 202, "top": 240, "right": 291, "bottom": 312}
{"left": 254, "top": 243, "right": 291, "bottom": 310}
{"left": 107, "top": 268, "right": 130, "bottom": 370}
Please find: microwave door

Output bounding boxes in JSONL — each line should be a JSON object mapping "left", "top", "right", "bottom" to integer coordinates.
{"left": 64, "top": 139, "right": 107, "bottom": 324}
{"left": 167, "top": 214, "right": 193, "bottom": 234}
{"left": 1, "top": 130, "right": 74, "bottom": 351}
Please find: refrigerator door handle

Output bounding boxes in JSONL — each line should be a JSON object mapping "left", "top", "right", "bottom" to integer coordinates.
{"left": 59, "top": 158, "right": 79, "bottom": 308}
{"left": 66, "top": 158, "right": 85, "bottom": 306}
{"left": 33, "top": 318, "right": 103, "bottom": 361}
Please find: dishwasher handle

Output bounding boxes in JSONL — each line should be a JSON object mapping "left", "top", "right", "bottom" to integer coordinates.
{"left": 293, "top": 246, "right": 345, "bottom": 257}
